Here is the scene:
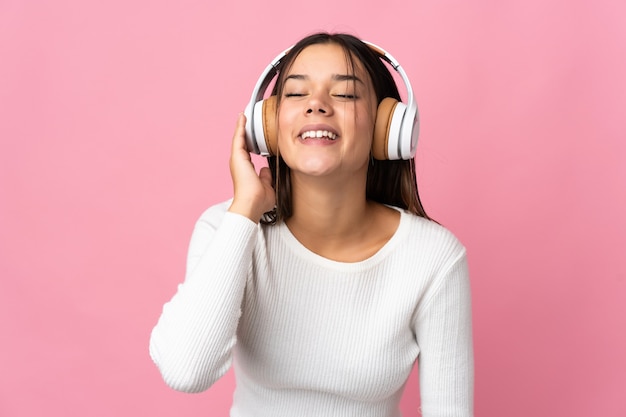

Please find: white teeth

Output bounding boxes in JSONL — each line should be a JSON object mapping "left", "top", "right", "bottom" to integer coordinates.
{"left": 301, "top": 130, "right": 337, "bottom": 140}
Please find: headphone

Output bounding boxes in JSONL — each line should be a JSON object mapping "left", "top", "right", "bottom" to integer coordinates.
{"left": 243, "top": 41, "right": 419, "bottom": 160}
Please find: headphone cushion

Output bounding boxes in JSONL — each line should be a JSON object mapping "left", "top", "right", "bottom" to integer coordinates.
{"left": 260, "top": 96, "right": 278, "bottom": 155}
{"left": 372, "top": 97, "right": 398, "bottom": 160}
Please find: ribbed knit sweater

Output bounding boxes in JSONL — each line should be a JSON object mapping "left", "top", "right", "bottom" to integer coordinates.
{"left": 150, "top": 200, "right": 474, "bottom": 417}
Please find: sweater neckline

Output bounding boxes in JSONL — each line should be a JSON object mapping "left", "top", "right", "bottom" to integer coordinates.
{"left": 277, "top": 207, "right": 409, "bottom": 271}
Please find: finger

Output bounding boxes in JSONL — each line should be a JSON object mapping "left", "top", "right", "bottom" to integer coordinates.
{"left": 259, "top": 166, "right": 272, "bottom": 185}
{"left": 231, "top": 112, "right": 248, "bottom": 154}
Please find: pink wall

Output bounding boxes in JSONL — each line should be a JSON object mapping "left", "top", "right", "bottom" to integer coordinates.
{"left": 1, "top": 1, "right": 624, "bottom": 416}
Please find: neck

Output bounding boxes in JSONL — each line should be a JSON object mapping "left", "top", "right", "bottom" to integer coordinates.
{"left": 283, "top": 169, "right": 402, "bottom": 262}
{"left": 286, "top": 170, "right": 370, "bottom": 238}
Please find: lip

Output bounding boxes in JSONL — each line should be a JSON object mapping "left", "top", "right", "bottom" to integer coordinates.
{"left": 297, "top": 124, "right": 340, "bottom": 139}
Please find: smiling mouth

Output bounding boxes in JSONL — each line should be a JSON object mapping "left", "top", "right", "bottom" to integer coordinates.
{"left": 300, "top": 130, "right": 338, "bottom": 140}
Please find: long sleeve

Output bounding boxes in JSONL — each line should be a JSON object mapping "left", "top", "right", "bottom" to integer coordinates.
{"left": 413, "top": 250, "right": 474, "bottom": 417}
{"left": 149, "top": 202, "right": 258, "bottom": 393}
{"left": 149, "top": 206, "right": 474, "bottom": 416}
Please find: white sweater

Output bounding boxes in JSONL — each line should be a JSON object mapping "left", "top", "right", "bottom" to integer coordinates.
{"left": 150, "top": 200, "right": 474, "bottom": 417}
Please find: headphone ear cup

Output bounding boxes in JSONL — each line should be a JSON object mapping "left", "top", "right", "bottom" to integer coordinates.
{"left": 252, "top": 96, "right": 278, "bottom": 156}
{"left": 372, "top": 97, "right": 399, "bottom": 160}
{"left": 261, "top": 96, "right": 278, "bottom": 156}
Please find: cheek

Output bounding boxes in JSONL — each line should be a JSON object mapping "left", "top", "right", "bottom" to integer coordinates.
{"left": 276, "top": 105, "right": 295, "bottom": 138}
{"left": 276, "top": 107, "right": 297, "bottom": 156}
{"left": 355, "top": 106, "right": 376, "bottom": 141}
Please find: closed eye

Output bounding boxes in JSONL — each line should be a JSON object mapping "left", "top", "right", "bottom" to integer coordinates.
{"left": 335, "top": 94, "right": 358, "bottom": 100}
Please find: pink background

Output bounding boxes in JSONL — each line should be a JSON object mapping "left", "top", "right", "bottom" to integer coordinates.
{"left": 1, "top": 0, "right": 625, "bottom": 416}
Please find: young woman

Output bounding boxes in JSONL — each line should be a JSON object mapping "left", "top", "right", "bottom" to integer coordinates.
{"left": 150, "top": 32, "right": 474, "bottom": 417}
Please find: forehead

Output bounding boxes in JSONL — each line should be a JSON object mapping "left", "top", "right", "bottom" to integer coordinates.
{"left": 286, "top": 43, "right": 368, "bottom": 79}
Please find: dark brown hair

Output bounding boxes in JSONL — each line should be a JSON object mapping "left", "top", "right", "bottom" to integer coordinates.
{"left": 262, "top": 32, "right": 432, "bottom": 224}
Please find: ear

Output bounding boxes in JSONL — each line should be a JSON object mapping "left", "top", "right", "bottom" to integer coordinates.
{"left": 372, "top": 97, "right": 398, "bottom": 160}
{"left": 261, "top": 95, "right": 279, "bottom": 156}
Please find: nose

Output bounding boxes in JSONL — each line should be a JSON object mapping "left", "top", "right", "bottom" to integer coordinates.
{"left": 306, "top": 92, "right": 332, "bottom": 115}
{"left": 306, "top": 107, "right": 326, "bottom": 114}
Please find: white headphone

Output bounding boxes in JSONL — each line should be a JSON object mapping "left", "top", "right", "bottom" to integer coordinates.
{"left": 243, "top": 41, "right": 419, "bottom": 160}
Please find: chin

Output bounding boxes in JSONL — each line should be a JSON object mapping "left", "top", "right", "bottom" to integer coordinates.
{"left": 298, "top": 163, "right": 336, "bottom": 177}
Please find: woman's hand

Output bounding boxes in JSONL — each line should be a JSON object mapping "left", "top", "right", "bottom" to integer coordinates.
{"left": 228, "top": 113, "right": 276, "bottom": 222}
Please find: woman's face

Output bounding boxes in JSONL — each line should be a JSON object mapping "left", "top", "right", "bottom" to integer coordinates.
{"left": 276, "top": 43, "right": 378, "bottom": 179}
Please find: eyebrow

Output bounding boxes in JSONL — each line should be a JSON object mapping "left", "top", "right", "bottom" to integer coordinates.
{"left": 285, "top": 74, "right": 364, "bottom": 84}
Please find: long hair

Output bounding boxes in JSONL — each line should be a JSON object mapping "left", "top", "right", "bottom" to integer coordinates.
{"left": 262, "top": 32, "right": 432, "bottom": 224}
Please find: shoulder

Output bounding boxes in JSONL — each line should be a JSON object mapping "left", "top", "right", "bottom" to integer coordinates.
{"left": 187, "top": 199, "right": 260, "bottom": 257}
{"left": 397, "top": 209, "right": 466, "bottom": 263}
{"left": 196, "top": 198, "right": 255, "bottom": 225}
{"left": 397, "top": 212, "right": 471, "bottom": 316}
{"left": 197, "top": 199, "right": 232, "bottom": 222}
{"left": 194, "top": 198, "right": 259, "bottom": 235}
